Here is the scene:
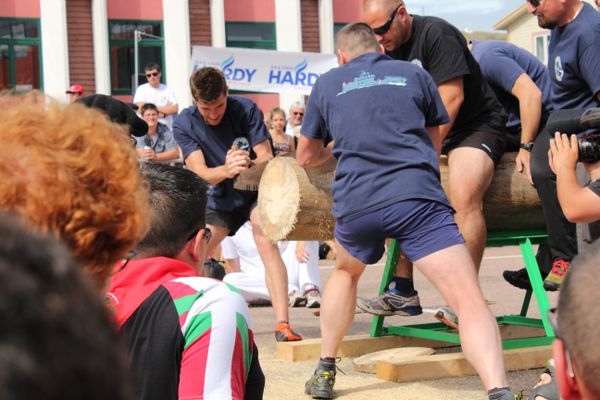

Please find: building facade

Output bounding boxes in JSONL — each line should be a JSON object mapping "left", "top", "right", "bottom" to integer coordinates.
{"left": 0, "top": 0, "right": 361, "bottom": 112}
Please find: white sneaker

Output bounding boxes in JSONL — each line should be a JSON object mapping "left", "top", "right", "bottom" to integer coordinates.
{"left": 304, "top": 288, "right": 321, "bottom": 308}
{"left": 288, "top": 290, "right": 307, "bottom": 307}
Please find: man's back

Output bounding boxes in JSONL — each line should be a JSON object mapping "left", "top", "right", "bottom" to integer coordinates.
{"left": 302, "top": 51, "right": 449, "bottom": 221}
{"left": 386, "top": 15, "right": 505, "bottom": 135}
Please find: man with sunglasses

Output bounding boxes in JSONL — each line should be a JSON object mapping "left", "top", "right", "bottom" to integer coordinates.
{"left": 360, "top": 0, "right": 508, "bottom": 327}
{"left": 105, "top": 163, "right": 265, "bottom": 400}
{"left": 134, "top": 62, "right": 179, "bottom": 130}
{"left": 286, "top": 101, "right": 306, "bottom": 137}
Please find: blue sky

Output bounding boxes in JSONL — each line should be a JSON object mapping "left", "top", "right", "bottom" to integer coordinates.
{"left": 404, "top": 0, "right": 525, "bottom": 32}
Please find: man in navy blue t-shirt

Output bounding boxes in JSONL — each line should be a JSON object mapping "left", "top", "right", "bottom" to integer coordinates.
{"left": 506, "top": 0, "right": 600, "bottom": 291}
{"left": 299, "top": 23, "right": 512, "bottom": 400}
{"left": 173, "top": 67, "right": 303, "bottom": 343}
{"left": 470, "top": 40, "right": 552, "bottom": 183}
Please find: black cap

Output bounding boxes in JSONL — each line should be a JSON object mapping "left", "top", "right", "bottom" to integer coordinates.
{"left": 77, "top": 94, "right": 148, "bottom": 137}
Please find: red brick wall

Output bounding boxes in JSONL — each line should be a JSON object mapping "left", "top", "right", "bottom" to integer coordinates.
{"left": 66, "top": 0, "right": 95, "bottom": 94}
{"left": 189, "top": 0, "right": 212, "bottom": 46}
{"left": 301, "top": 0, "right": 320, "bottom": 52}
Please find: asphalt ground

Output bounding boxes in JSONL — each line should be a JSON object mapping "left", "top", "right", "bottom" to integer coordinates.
{"left": 249, "top": 244, "right": 560, "bottom": 399}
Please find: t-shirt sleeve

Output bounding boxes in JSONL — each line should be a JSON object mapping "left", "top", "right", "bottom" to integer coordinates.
{"left": 163, "top": 127, "right": 178, "bottom": 150}
{"left": 221, "top": 237, "right": 239, "bottom": 259}
{"left": 479, "top": 51, "right": 524, "bottom": 94}
{"left": 173, "top": 112, "right": 201, "bottom": 160}
{"left": 423, "top": 24, "right": 470, "bottom": 85}
{"left": 588, "top": 178, "right": 600, "bottom": 197}
{"left": 245, "top": 102, "right": 270, "bottom": 148}
{"left": 133, "top": 85, "right": 145, "bottom": 104}
{"left": 579, "top": 42, "right": 600, "bottom": 99}
{"left": 420, "top": 71, "right": 451, "bottom": 126}
{"left": 300, "top": 84, "right": 329, "bottom": 143}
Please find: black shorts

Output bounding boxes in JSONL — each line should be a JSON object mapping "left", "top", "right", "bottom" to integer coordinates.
{"left": 206, "top": 204, "right": 255, "bottom": 236}
{"left": 442, "top": 129, "right": 506, "bottom": 165}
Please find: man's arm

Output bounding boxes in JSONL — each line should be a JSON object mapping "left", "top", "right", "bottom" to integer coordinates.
{"left": 512, "top": 73, "right": 543, "bottom": 184}
{"left": 251, "top": 139, "right": 274, "bottom": 165}
{"left": 436, "top": 76, "right": 464, "bottom": 142}
{"left": 224, "top": 257, "right": 241, "bottom": 273}
{"left": 296, "top": 135, "right": 333, "bottom": 167}
{"left": 154, "top": 148, "right": 180, "bottom": 162}
{"left": 185, "top": 148, "right": 249, "bottom": 185}
{"left": 549, "top": 132, "right": 600, "bottom": 222}
{"left": 157, "top": 102, "right": 178, "bottom": 117}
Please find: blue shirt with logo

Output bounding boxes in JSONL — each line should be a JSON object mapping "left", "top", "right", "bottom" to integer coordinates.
{"left": 173, "top": 96, "right": 270, "bottom": 212}
{"left": 301, "top": 52, "right": 450, "bottom": 222}
{"left": 471, "top": 40, "right": 552, "bottom": 133}
{"left": 548, "top": 2, "right": 600, "bottom": 111}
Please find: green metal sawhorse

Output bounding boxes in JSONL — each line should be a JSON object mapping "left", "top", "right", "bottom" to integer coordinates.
{"left": 369, "top": 229, "right": 555, "bottom": 349}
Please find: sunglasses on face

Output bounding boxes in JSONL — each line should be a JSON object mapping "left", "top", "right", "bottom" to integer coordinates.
{"left": 146, "top": 72, "right": 160, "bottom": 78}
{"left": 373, "top": 5, "right": 401, "bottom": 35}
{"left": 187, "top": 226, "right": 212, "bottom": 243}
{"left": 292, "top": 111, "right": 304, "bottom": 116}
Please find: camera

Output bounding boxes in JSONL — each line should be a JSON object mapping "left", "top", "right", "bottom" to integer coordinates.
{"left": 578, "top": 133, "right": 600, "bottom": 163}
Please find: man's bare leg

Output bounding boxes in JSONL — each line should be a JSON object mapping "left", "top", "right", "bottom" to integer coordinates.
{"left": 415, "top": 243, "right": 507, "bottom": 390}
{"left": 447, "top": 147, "right": 495, "bottom": 271}
{"left": 320, "top": 240, "right": 366, "bottom": 357}
{"left": 249, "top": 209, "right": 292, "bottom": 330}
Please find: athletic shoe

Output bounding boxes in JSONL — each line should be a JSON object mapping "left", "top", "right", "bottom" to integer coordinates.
{"left": 304, "top": 288, "right": 321, "bottom": 308}
{"left": 356, "top": 291, "right": 422, "bottom": 316}
{"left": 503, "top": 267, "right": 557, "bottom": 292}
{"left": 305, "top": 367, "right": 336, "bottom": 399}
{"left": 288, "top": 289, "right": 307, "bottom": 307}
{"left": 434, "top": 306, "right": 458, "bottom": 329}
{"left": 543, "top": 259, "right": 571, "bottom": 291}
{"left": 274, "top": 322, "right": 302, "bottom": 342}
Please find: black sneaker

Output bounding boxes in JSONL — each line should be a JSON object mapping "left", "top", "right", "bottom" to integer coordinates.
{"left": 305, "top": 367, "right": 336, "bottom": 399}
{"left": 503, "top": 268, "right": 557, "bottom": 292}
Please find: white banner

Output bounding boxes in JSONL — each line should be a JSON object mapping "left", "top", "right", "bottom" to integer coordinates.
{"left": 190, "top": 46, "right": 338, "bottom": 95}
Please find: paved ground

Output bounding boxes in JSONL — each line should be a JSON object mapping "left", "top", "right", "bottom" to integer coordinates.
{"left": 249, "top": 244, "right": 559, "bottom": 399}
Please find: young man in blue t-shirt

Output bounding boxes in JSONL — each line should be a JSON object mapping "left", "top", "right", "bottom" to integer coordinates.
{"left": 504, "top": 0, "right": 600, "bottom": 291}
{"left": 173, "top": 67, "right": 302, "bottom": 342}
{"left": 299, "top": 23, "right": 513, "bottom": 400}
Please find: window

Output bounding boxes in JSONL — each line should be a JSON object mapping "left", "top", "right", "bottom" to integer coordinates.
{"left": 0, "top": 18, "right": 42, "bottom": 92}
{"left": 534, "top": 33, "right": 550, "bottom": 65}
{"left": 225, "top": 22, "right": 276, "bottom": 49}
{"left": 108, "top": 20, "right": 164, "bottom": 95}
{"left": 334, "top": 23, "right": 347, "bottom": 37}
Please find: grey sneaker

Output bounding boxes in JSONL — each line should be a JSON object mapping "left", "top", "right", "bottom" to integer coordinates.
{"left": 356, "top": 291, "right": 422, "bottom": 316}
{"left": 434, "top": 306, "right": 458, "bottom": 329}
{"left": 304, "top": 288, "right": 321, "bottom": 308}
{"left": 288, "top": 289, "right": 307, "bottom": 307}
{"left": 305, "top": 367, "right": 335, "bottom": 399}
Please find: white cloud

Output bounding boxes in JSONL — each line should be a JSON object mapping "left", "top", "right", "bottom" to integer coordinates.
{"left": 405, "top": 0, "right": 504, "bottom": 15}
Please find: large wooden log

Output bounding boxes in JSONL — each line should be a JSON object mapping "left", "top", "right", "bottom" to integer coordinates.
{"left": 246, "top": 153, "right": 545, "bottom": 241}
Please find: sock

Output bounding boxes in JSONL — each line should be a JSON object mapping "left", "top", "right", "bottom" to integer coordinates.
{"left": 488, "top": 387, "right": 514, "bottom": 400}
{"left": 388, "top": 277, "right": 415, "bottom": 296}
{"left": 318, "top": 357, "right": 336, "bottom": 371}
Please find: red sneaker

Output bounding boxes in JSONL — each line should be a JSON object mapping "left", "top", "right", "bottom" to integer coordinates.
{"left": 274, "top": 322, "right": 303, "bottom": 342}
{"left": 543, "top": 259, "right": 571, "bottom": 290}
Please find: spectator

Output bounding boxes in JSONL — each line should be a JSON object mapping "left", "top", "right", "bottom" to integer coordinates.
{"left": 105, "top": 163, "right": 264, "bottom": 400}
{"left": 0, "top": 102, "right": 149, "bottom": 287}
{"left": 174, "top": 67, "right": 303, "bottom": 342}
{"left": 134, "top": 62, "right": 178, "bottom": 130}
{"left": 360, "top": 0, "right": 507, "bottom": 327}
{"left": 270, "top": 107, "right": 296, "bottom": 155}
{"left": 298, "top": 23, "right": 511, "bottom": 400}
{"left": 286, "top": 101, "right": 305, "bottom": 137}
{"left": 136, "top": 103, "right": 179, "bottom": 163}
{"left": 65, "top": 84, "right": 84, "bottom": 103}
{"left": 0, "top": 214, "right": 135, "bottom": 400}
{"left": 504, "top": 0, "right": 600, "bottom": 290}
{"left": 222, "top": 222, "right": 322, "bottom": 308}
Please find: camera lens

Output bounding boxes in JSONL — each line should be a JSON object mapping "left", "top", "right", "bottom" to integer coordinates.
{"left": 578, "top": 133, "right": 600, "bottom": 163}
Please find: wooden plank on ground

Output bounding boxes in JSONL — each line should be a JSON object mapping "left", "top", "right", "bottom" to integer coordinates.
{"left": 376, "top": 345, "right": 552, "bottom": 383}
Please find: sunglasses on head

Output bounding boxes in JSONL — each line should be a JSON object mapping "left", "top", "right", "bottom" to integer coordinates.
{"left": 527, "top": 0, "right": 540, "bottom": 7}
{"left": 373, "top": 5, "right": 401, "bottom": 35}
{"left": 146, "top": 72, "right": 159, "bottom": 78}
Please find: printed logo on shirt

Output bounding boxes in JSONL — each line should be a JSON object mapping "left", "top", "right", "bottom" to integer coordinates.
{"left": 554, "top": 56, "right": 564, "bottom": 82}
{"left": 411, "top": 59, "right": 424, "bottom": 69}
{"left": 337, "top": 71, "right": 407, "bottom": 96}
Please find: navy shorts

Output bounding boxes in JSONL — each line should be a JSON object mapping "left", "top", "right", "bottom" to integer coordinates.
{"left": 206, "top": 203, "right": 255, "bottom": 236}
{"left": 442, "top": 129, "right": 506, "bottom": 166}
{"left": 334, "top": 199, "right": 464, "bottom": 265}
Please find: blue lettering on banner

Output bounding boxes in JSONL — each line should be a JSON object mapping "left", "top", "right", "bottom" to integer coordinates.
{"left": 268, "top": 58, "right": 321, "bottom": 86}
{"left": 220, "top": 55, "right": 257, "bottom": 83}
